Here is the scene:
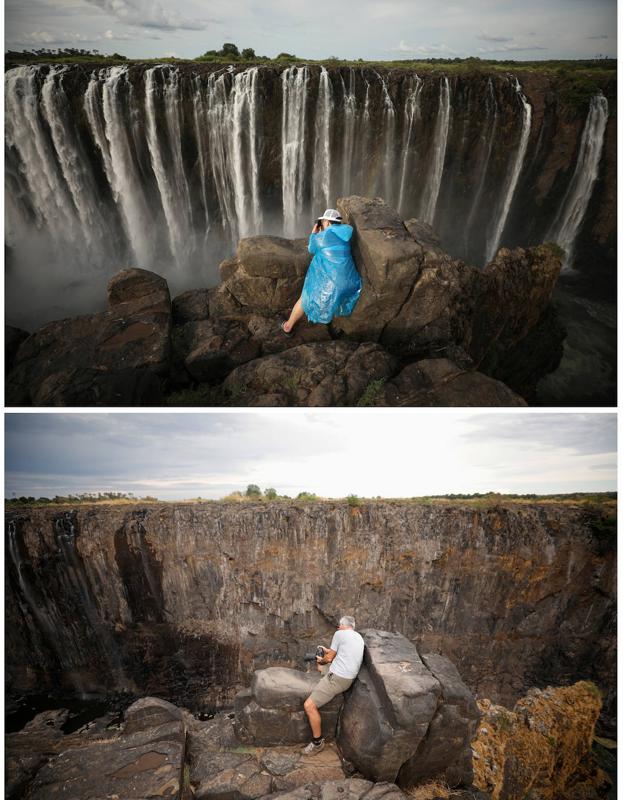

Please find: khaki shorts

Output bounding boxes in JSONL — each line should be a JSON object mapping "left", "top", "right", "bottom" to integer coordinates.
{"left": 309, "top": 667, "right": 354, "bottom": 708}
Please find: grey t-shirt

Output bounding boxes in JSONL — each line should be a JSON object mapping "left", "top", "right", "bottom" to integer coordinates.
{"left": 329, "top": 628, "right": 365, "bottom": 679}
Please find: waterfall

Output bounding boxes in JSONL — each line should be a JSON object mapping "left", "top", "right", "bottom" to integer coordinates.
{"left": 230, "top": 67, "right": 263, "bottom": 237}
{"left": 420, "top": 76, "right": 451, "bottom": 225}
{"left": 397, "top": 74, "right": 424, "bottom": 214}
{"left": 145, "top": 66, "right": 194, "bottom": 266}
{"left": 4, "top": 63, "right": 612, "bottom": 328}
{"left": 192, "top": 74, "right": 211, "bottom": 245}
{"left": 312, "top": 66, "right": 333, "bottom": 213}
{"left": 341, "top": 68, "right": 357, "bottom": 197}
{"left": 377, "top": 71, "right": 397, "bottom": 207}
{"left": 41, "top": 66, "right": 111, "bottom": 261}
{"left": 5, "top": 66, "right": 83, "bottom": 247}
{"left": 486, "top": 76, "right": 532, "bottom": 263}
{"left": 463, "top": 77, "right": 499, "bottom": 257}
{"left": 281, "top": 66, "right": 309, "bottom": 237}
{"left": 546, "top": 93, "right": 609, "bottom": 269}
{"left": 85, "top": 66, "right": 155, "bottom": 267}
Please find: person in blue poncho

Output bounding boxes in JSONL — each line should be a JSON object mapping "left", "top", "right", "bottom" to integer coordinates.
{"left": 280, "top": 208, "right": 362, "bottom": 334}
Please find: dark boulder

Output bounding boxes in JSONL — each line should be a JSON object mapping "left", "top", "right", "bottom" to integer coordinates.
{"left": 337, "top": 631, "right": 480, "bottom": 787}
{"left": 398, "top": 652, "right": 481, "bottom": 788}
{"left": 333, "top": 196, "right": 423, "bottom": 341}
{"left": 235, "top": 667, "right": 344, "bottom": 746}
{"left": 172, "top": 288, "right": 211, "bottom": 324}
{"left": 5, "top": 325, "right": 29, "bottom": 374}
{"left": 381, "top": 359, "right": 527, "bottom": 406}
{"left": 222, "top": 341, "right": 398, "bottom": 406}
{"left": 220, "top": 236, "right": 311, "bottom": 315}
{"left": 6, "top": 268, "right": 171, "bottom": 406}
{"left": 24, "top": 696, "right": 186, "bottom": 800}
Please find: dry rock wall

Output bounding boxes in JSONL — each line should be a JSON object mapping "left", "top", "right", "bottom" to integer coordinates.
{"left": 5, "top": 500, "right": 616, "bottom": 736}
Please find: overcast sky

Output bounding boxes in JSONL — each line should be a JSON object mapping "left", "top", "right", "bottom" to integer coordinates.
{"left": 5, "top": 0, "right": 616, "bottom": 60}
{"left": 4, "top": 412, "right": 616, "bottom": 499}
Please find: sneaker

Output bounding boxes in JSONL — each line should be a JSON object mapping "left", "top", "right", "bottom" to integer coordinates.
{"left": 301, "top": 739, "right": 325, "bottom": 755}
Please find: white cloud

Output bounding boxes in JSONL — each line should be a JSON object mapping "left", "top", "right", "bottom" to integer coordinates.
{"left": 83, "top": 0, "right": 215, "bottom": 31}
{"left": 5, "top": 412, "right": 616, "bottom": 501}
{"left": 390, "top": 39, "right": 458, "bottom": 56}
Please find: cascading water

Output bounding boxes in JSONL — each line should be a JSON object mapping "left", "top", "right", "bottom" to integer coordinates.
{"left": 546, "top": 93, "right": 609, "bottom": 270}
{"left": 341, "top": 68, "right": 357, "bottom": 198}
{"left": 281, "top": 66, "right": 309, "bottom": 238}
{"left": 419, "top": 76, "right": 451, "bottom": 226}
{"left": 377, "top": 71, "right": 397, "bottom": 207}
{"left": 397, "top": 74, "right": 424, "bottom": 215}
{"left": 312, "top": 66, "right": 333, "bottom": 212}
{"left": 145, "top": 66, "right": 194, "bottom": 268}
{"left": 4, "top": 63, "right": 612, "bottom": 340}
{"left": 463, "top": 77, "right": 499, "bottom": 259}
{"left": 485, "top": 76, "right": 532, "bottom": 263}
{"left": 85, "top": 65, "right": 156, "bottom": 268}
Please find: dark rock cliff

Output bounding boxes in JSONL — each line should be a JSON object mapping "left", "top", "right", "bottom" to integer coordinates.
{"left": 5, "top": 500, "right": 616, "bottom": 737}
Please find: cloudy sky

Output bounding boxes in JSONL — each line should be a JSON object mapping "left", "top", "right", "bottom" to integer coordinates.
{"left": 5, "top": 412, "right": 616, "bottom": 499}
{"left": 5, "top": 0, "right": 616, "bottom": 60}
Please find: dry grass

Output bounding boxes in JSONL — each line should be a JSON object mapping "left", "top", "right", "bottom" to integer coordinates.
{"left": 405, "top": 777, "right": 453, "bottom": 800}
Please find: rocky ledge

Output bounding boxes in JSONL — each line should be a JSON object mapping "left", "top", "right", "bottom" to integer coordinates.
{"left": 6, "top": 196, "right": 565, "bottom": 407}
{"left": 5, "top": 679, "right": 610, "bottom": 800}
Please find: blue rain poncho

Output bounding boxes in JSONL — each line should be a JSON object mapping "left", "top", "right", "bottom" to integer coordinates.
{"left": 301, "top": 224, "right": 362, "bottom": 324}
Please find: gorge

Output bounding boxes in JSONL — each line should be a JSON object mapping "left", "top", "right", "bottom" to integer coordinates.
{"left": 4, "top": 62, "right": 617, "bottom": 404}
{"left": 5, "top": 499, "right": 616, "bottom": 741}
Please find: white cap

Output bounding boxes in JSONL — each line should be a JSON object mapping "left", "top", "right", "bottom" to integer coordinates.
{"left": 319, "top": 208, "right": 342, "bottom": 223}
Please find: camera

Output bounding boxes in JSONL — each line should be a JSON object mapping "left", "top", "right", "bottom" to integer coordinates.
{"left": 303, "top": 645, "right": 326, "bottom": 662}
{"left": 315, "top": 218, "right": 323, "bottom": 229}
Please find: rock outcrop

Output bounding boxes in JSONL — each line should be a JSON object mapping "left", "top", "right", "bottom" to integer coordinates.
{"left": 5, "top": 501, "right": 616, "bottom": 737}
{"left": 6, "top": 198, "right": 566, "bottom": 406}
{"left": 18, "top": 697, "right": 186, "bottom": 800}
{"left": 471, "top": 681, "right": 611, "bottom": 800}
{"left": 6, "top": 269, "right": 171, "bottom": 406}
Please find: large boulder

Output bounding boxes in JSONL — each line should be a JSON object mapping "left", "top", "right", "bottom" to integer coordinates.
{"left": 332, "top": 196, "right": 424, "bottom": 341}
{"left": 337, "top": 630, "right": 442, "bottom": 783}
{"left": 6, "top": 268, "right": 171, "bottom": 406}
{"left": 380, "top": 359, "right": 527, "bottom": 407}
{"left": 398, "top": 652, "right": 481, "bottom": 788}
{"left": 220, "top": 236, "right": 311, "bottom": 314}
{"left": 223, "top": 341, "right": 398, "bottom": 406}
{"left": 337, "top": 631, "right": 480, "bottom": 787}
{"left": 235, "top": 667, "right": 344, "bottom": 745}
{"left": 471, "top": 245, "right": 564, "bottom": 374}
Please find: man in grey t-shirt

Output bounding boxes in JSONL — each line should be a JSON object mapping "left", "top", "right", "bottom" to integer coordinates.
{"left": 302, "top": 615, "right": 364, "bottom": 755}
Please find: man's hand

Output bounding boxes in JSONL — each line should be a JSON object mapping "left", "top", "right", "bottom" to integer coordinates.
{"left": 312, "top": 222, "right": 321, "bottom": 234}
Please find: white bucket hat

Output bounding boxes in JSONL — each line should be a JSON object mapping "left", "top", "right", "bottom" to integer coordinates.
{"left": 319, "top": 208, "right": 342, "bottom": 222}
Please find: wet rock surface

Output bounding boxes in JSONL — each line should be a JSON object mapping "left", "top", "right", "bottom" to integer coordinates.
{"left": 6, "top": 199, "right": 566, "bottom": 406}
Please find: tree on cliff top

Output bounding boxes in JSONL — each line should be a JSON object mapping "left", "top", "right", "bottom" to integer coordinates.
{"left": 246, "top": 484, "right": 261, "bottom": 497}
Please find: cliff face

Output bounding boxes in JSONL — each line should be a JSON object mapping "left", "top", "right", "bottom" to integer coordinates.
{"left": 5, "top": 501, "right": 616, "bottom": 736}
{"left": 5, "top": 63, "right": 616, "bottom": 331}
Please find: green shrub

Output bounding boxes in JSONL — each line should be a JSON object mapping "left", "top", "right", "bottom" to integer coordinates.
{"left": 347, "top": 494, "right": 361, "bottom": 506}
{"left": 357, "top": 378, "right": 386, "bottom": 407}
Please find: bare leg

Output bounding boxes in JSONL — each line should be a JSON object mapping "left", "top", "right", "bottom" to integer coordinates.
{"left": 303, "top": 697, "right": 322, "bottom": 738}
{"left": 283, "top": 296, "right": 305, "bottom": 333}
